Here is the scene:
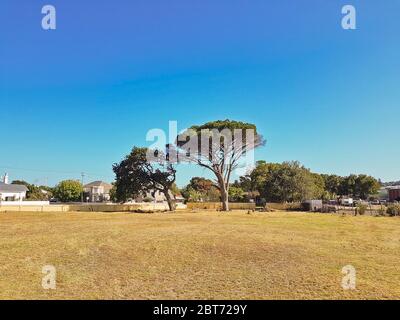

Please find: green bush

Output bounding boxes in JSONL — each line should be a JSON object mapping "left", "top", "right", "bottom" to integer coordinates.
{"left": 54, "top": 180, "right": 83, "bottom": 202}
{"left": 356, "top": 204, "right": 368, "bottom": 215}
{"left": 387, "top": 204, "right": 400, "bottom": 217}
{"left": 143, "top": 197, "right": 153, "bottom": 203}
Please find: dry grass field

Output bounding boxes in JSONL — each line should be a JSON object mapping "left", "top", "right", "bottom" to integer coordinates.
{"left": 0, "top": 210, "right": 399, "bottom": 300}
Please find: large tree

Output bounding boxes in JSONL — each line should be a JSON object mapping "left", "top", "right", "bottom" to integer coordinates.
{"left": 244, "top": 161, "right": 324, "bottom": 203}
{"left": 321, "top": 174, "right": 344, "bottom": 198}
{"left": 54, "top": 180, "right": 83, "bottom": 202}
{"left": 113, "top": 147, "right": 177, "bottom": 211}
{"left": 176, "top": 120, "right": 265, "bottom": 211}
{"left": 322, "top": 173, "right": 380, "bottom": 199}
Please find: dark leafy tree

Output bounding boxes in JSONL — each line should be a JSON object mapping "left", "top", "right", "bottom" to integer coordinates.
{"left": 113, "top": 147, "right": 177, "bottom": 211}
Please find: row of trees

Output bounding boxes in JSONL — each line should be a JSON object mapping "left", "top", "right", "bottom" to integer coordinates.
{"left": 179, "top": 162, "right": 381, "bottom": 205}
{"left": 11, "top": 180, "right": 53, "bottom": 201}
{"left": 11, "top": 179, "right": 83, "bottom": 203}
{"left": 112, "top": 119, "right": 265, "bottom": 211}
{"left": 111, "top": 119, "right": 382, "bottom": 211}
{"left": 232, "top": 161, "right": 380, "bottom": 203}
{"left": 12, "top": 119, "right": 382, "bottom": 211}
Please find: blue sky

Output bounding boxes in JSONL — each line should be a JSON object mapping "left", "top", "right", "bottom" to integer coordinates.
{"left": 1, "top": 0, "right": 399, "bottom": 187}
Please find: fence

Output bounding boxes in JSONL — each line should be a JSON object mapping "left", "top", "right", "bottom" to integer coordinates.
{"left": 0, "top": 202, "right": 187, "bottom": 213}
{"left": 186, "top": 202, "right": 256, "bottom": 210}
{"left": 0, "top": 201, "right": 50, "bottom": 206}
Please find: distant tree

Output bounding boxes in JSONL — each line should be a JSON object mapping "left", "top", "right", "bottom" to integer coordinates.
{"left": 181, "top": 177, "right": 220, "bottom": 202}
{"left": 235, "top": 175, "right": 253, "bottom": 192}
{"left": 181, "top": 187, "right": 202, "bottom": 202}
{"left": 245, "top": 161, "right": 323, "bottom": 203}
{"left": 187, "top": 177, "right": 215, "bottom": 193}
{"left": 27, "top": 185, "right": 52, "bottom": 201}
{"left": 170, "top": 183, "right": 181, "bottom": 197}
{"left": 109, "top": 184, "right": 117, "bottom": 203}
{"left": 11, "top": 180, "right": 51, "bottom": 201}
{"left": 382, "top": 180, "right": 400, "bottom": 187}
{"left": 54, "top": 180, "right": 83, "bottom": 202}
{"left": 176, "top": 119, "right": 265, "bottom": 211}
{"left": 39, "top": 185, "right": 54, "bottom": 194}
{"left": 237, "top": 162, "right": 381, "bottom": 203}
{"left": 113, "top": 147, "right": 177, "bottom": 211}
{"left": 337, "top": 174, "right": 380, "bottom": 199}
{"left": 342, "top": 174, "right": 357, "bottom": 197}
{"left": 321, "top": 174, "right": 344, "bottom": 198}
{"left": 354, "top": 174, "right": 381, "bottom": 199}
{"left": 11, "top": 180, "right": 30, "bottom": 187}
{"left": 310, "top": 173, "right": 327, "bottom": 200}
{"left": 228, "top": 186, "right": 246, "bottom": 202}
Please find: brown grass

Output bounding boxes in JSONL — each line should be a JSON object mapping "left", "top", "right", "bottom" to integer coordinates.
{"left": 0, "top": 210, "right": 399, "bottom": 299}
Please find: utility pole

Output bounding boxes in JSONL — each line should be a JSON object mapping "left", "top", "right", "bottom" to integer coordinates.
{"left": 81, "top": 172, "right": 85, "bottom": 203}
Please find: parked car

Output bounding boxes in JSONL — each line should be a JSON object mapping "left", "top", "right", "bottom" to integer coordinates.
{"left": 340, "top": 198, "right": 354, "bottom": 206}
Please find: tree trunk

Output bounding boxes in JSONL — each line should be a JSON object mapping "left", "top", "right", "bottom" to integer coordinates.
{"left": 164, "top": 190, "right": 176, "bottom": 211}
{"left": 215, "top": 171, "right": 229, "bottom": 211}
{"left": 221, "top": 186, "right": 229, "bottom": 211}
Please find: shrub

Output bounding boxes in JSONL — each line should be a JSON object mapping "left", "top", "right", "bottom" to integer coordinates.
{"left": 377, "top": 206, "right": 387, "bottom": 216}
{"left": 143, "top": 197, "right": 153, "bottom": 203}
{"left": 356, "top": 204, "right": 368, "bottom": 215}
{"left": 387, "top": 204, "right": 400, "bottom": 217}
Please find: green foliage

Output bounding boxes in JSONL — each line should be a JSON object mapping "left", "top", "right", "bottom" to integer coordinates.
{"left": 321, "top": 174, "right": 344, "bottom": 197}
{"left": 181, "top": 177, "right": 220, "bottom": 202}
{"left": 238, "top": 163, "right": 381, "bottom": 204}
{"left": 109, "top": 184, "right": 117, "bottom": 203}
{"left": 387, "top": 204, "right": 400, "bottom": 217}
{"left": 245, "top": 161, "right": 323, "bottom": 203}
{"left": 176, "top": 119, "right": 264, "bottom": 211}
{"left": 170, "top": 183, "right": 181, "bottom": 196}
{"left": 228, "top": 186, "right": 246, "bottom": 202}
{"left": 54, "top": 180, "right": 83, "bottom": 202}
{"left": 356, "top": 204, "right": 368, "bottom": 215}
{"left": 321, "top": 174, "right": 380, "bottom": 200}
{"left": 11, "top": 180, "right": 52, "bottom": 201}
{"left": 143, "top": 197, "right": 153, "bottom": 203}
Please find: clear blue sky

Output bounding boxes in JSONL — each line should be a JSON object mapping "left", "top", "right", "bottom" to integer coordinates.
{"left": 1, "top": 0, "right": 399, "bottom": 187}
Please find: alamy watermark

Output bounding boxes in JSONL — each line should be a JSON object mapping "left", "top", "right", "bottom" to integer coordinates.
{"left": 41, "top": 5, "right": 56, "bottom": 30}
{"left": 341, "top": 265, "right": 356, "bottom": 290}
{"left": 42, "top": 265, "right": 57, "bottom": 290}
{"left": 40, "top": 4, "right": 356, "bottom": 31}
{"left": 342, "top": 5, "right": 356, "bottom": 30}
{"left": 145, "top": 121, "right": 259, "bottom": 176}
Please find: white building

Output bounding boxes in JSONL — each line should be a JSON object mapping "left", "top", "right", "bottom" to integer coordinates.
{"left": 83, "top": 181, "right": 113, "bottom": 202}
{"left": 0, "top": 173, "right": 29, "bottom": 201}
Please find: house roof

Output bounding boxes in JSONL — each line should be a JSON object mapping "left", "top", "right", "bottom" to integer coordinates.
{"left": 84, "top": 181, "right": 113, "bottom": 189}
{"left": 0, "top": 182, "right": 29, "bottom": 193}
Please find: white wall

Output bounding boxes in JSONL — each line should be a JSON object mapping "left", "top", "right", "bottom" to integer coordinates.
{"left": 0, "top": 200, "right": 49, "bottom": 206}
{"left": 0, "top": 192, "right": 26, "bottom": 201}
